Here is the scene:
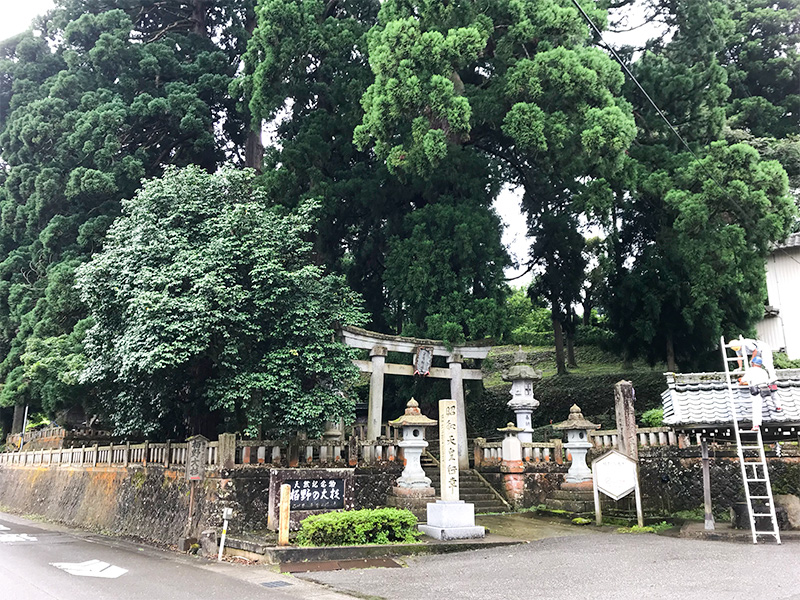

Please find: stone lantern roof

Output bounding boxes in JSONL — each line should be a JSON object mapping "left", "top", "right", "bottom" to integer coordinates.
{"left": 552, "top": 404, "right": 600, "bottom": 431}
{"left": 389, "top": 398, "right": 437, "bottom": 428}
{"left": 497, "top": 422, "right": 524, "bottom": 434}
{"left": 503, "top": 348, "right": 543, "bottom": 382}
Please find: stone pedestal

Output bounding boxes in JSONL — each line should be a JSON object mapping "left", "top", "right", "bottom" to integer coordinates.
{"left": 418, "top": 501, "right": 485, "bottom": 540}
{"left": 386, "top": 486, "right": 435, "bottom": 520}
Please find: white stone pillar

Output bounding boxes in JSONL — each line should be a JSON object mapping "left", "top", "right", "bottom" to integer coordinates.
{"left": 367, "top": 346, "right": 388, "bottom": 441}
{"left": 448, "top": 353, "right": 469, "bottom": 470}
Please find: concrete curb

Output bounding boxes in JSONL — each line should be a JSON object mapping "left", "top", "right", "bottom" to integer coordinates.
{"left": 679, "top": 521, "right": 800, "bottom": 543}
{"left": 224, "top": 534, "right": 523, "bottom": 564}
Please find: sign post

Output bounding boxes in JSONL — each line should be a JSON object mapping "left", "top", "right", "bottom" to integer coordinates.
{"left": 417, "top": 399, "right": 484, "bottom": 540}
{"left": 278, "top": 484, "right": 291, "bottom": 546}
{"left": 592, "top": 450, "right": 643, "bottom": 527}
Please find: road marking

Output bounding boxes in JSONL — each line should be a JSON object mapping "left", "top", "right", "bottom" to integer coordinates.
{"left": 0, "top": 533, "right": 37, "bottom": 543}
{"left": 51, "top": 559, "right": 128, "bottom": 579}
{"left": 0, "top": 524, "right": 9, "bottom": 531}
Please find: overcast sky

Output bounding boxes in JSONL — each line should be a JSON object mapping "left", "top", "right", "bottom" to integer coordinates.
{"left": 2, "top": 1, "right": 664, "bottom": 287}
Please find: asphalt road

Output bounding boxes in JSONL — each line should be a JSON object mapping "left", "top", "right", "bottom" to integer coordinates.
{"left": 301, "top": 532, "right": 800, "bottom": 600}
{"left": 0, "top": 512, "right": 350, "bottom": 600}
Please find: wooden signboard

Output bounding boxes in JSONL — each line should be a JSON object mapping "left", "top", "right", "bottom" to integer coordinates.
{"left": 267, "top": 468, "right": 354, "bottom": 530}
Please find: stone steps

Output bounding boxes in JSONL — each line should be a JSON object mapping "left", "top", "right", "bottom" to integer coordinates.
{"left": 423, "top": 467, "right": 509, "bottom": 514}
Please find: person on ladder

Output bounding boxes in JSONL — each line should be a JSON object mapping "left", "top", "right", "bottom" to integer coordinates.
{"left": 739, "top": 356, "right": 781, "bottom": 431}
{"left": 730, "top": 338, "right": 781, "bottom": 406}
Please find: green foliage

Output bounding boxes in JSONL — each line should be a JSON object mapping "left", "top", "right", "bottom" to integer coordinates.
{"left": 0, "top": 0, "right": 250, "bottom": 418}
{"left": 354, "top": 0, "right": 636, "bottom": 374}
{"left": 244, "top": 0, "right": 510, "bottom": 342}
{"left": 572, "top": 517, "right": 592, "bottom": 525}
{"left": 506, "top": 288, "right": 552, "bottom": 345}
{"left": 672, "top": 506, "right": 731, "bottom": 522}
{"left": 296, "top": 508, "right": 421, "bottom": 547}
{"left": 470, "top": 369, "right": 667, "bottom": 438}
{"left": 640, "top": 408, "right": 664, "bottom": 428}
{"left": 602, "top": 0, "right": 799, "bottom": 370}
{"left": 617, "top": 521, "right": 672, "bottom": 534}
{"left": 774, "top": 352, "right": 800, "bottom": 370}
{"left": 76, "top": 166, "right": 365, "bottom": 438}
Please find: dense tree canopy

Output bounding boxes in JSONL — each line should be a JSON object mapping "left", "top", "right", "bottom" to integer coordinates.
{"left": 243, "top": 0, "right": 511, "bottom": 344}
{"left": 0, "top": 0, "right": 797, "bottom": 436}
{"left": 76, "top": 166, "right": 365, "bottom": 438}
{"left": 0, "top": 0, "right": 250, "bottom": 425}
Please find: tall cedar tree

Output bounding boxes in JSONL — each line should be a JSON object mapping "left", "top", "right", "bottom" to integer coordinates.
{"left": 242, "top": 0, "right": 511, "bottom": 346}
{"left": 352, "top": 0, "right": 637, "bottom": 372}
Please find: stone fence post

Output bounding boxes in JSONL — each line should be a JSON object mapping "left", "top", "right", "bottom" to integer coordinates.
{"left": 218, "top": 433, "right": 237, "bottom": 470}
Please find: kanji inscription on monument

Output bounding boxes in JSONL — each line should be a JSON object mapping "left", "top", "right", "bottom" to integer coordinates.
{"left": 439, "top": 399, "right": 459, "bottom": 501}
{"left": 284, "top": 478, "right": 345, "bottom": 510}
{"left": 186, "top": 435, "right": 208, "bottom": 481}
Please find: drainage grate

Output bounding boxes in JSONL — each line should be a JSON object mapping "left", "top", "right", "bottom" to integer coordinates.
{"left": 261, "top": 581, "right": 293, "bottom": 588}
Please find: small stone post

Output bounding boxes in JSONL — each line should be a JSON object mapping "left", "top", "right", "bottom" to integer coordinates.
{"left": 218, "top": 433, "right": 237, "bottom": 470}
{"left": 701, "top": 437, "right": 715, "bottom": 531}
{"left": 614, "top": 380, "right": 638, "bottom": 461}
{"left": 498, "top": 423, "right": 525, "bottom": 507}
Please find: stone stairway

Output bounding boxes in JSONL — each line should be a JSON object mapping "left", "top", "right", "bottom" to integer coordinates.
{"left": 421, "top": 453, "right": 511, "bottom": 514}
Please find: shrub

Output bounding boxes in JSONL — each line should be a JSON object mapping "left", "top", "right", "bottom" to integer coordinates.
{"left": 296, "top": 508, "right": 421, "bottom": 547}
{"left": 640, "top": 408, "right": 664, "bottom": 427}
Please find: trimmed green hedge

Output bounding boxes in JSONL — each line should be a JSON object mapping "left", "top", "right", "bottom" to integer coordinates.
{"left": 296, "top": 508, "right": 421, "bottom": 546}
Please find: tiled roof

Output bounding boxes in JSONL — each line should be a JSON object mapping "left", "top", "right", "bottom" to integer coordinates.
{"left": 662, "top": 369, "right": 800, "bottom": 426}
{"left": 776, "top": 232, "right": 800, "bottom": 250}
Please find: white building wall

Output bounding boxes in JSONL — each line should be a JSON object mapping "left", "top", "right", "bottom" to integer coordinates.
{"left": 757, "top": 247, "right": 800, "bottom": 360}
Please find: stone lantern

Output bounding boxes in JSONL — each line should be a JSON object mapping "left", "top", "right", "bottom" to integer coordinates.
{"left": 389, "top": 398, "right": 437, "bottom": 490}
{"left": 552, "top": 404, "right": 599, "bottom": 486}
{"left": 503, "top": 348, "right": 542, "bottom": 443}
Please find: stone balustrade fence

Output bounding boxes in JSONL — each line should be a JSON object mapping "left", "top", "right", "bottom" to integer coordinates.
{"left": 474, "top": 438, "right": 565, "bottom": 467}
{"left": 474, "top": 426, "right": 697, "bottom": 468}
{"left": 0, "top": 431, "right": 404, "bottom": 471}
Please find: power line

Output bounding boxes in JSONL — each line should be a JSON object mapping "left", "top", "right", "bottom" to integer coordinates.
{"left": 569, "top": 1, "right": 800, "bottom": 266}
{"left": 569, "top": 0, "right": 743, "bottom": 210}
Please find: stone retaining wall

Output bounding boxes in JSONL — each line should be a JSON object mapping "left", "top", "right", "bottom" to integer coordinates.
{"left": 0, "top": 462, "right": 401, "bottom": 545}
{"left": 476, "top": 447, "right": 800, "bottom": 516}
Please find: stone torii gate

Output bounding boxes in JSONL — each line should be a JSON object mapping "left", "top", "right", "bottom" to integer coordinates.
{"left": 338, "top": 326, "right": 490, "bottom": 469}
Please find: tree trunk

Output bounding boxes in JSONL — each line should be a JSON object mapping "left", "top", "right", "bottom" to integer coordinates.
{"left": 582, "top": 293, "right": 592, "bottom": 326}
{"left": 243, "top": 7, "right": 264, "bottom": 172}
{"left": 666, "top": 334, "right": 677, "bottom": 372}
{"left": 566, "top": 331, "right": 577, "bottom": 368}
{"left": 552, "top": 313, "right": 567, "bottom": 375}
{"left": 11, "top": 403, "right": 25, "bottom": 434}
{"left": 192, "top": 0, "right": 208, "bottom": 36}
{"left": 245, "top": 128, "right": 264, "bottom": 171}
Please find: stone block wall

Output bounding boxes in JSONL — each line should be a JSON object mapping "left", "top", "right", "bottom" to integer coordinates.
{"left": 479, "top": 463, "right": 567, "bottom": 508}
{"left": 0, "top": 465, "right": 211, "bottom": 542}
{"left": 638, "top": 446, "right": 800, "bottom": 516}
{"left": 0, "top": 462, "right": 402, "bottom": 545}
{"left": 475, "top": 447, "right": 800, "bottom": 516}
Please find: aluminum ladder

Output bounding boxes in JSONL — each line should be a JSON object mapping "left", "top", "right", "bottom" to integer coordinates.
{"left": 720, "top": 336, "right": 781, "bottom": 544}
